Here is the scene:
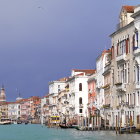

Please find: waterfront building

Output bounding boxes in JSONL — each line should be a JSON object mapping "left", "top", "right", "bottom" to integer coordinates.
{"left": 66, "top": 69, "right": 96, "bottom": 125}
{"left": 109, "top": 5, "right": 140, "bottom": 129}
{"left": 102, "top": 50, "right": 112, "bottom": 128}
{"left": 96, "top": 50, "right": 110, "bottom": 121}
{"left": 87, "top": 73, "right": 97, "bottom": 116}
{"left": 87, "top": 72, "right": 97, "bottom": 126}
{"left": 30, "top": 96, "right": 41, "bottom": 123}
{"left": 132, "top": 5, "right": 140, "bottom": 129}
{"left": 41, "top": 95, "right": 49, "bottom": 124}
{"left": 8, "top": 102, "right": 20, "bottom": 121}
{"left": 57, "top": 89, "right": 69, "bottom": 124}
{"left": 19, "top": 98, "right": 31, "bottom": 121}
{"left": 0, "top": 102, "right": 8, "bottom": 119}
{"left": 48, "top": 78, "right": 67, "bottom": 118}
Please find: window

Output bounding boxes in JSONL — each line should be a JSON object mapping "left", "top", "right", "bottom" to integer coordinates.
{"left": 132, "top": 93, "right": 135, "bottom": 105}
{"left": 128, "top": 63, "right": 129, "bottom": 83}
{"left": 138, "top": 92, "right": 140, "bottom": 105}
{"left": 128, "top": 94, "right": 129, "bottom": 105}
{"left": 134, "top": 66, "right": 136, "bottom": 82}
{"left": 79, "top": 97, "right": 82, "bottom": 104}
{"left": 112, "top": 69, "right": 114, "bottom": 85}
{"left": 79, "top": 109, "right": 83, "bottom": 113}
{"left": 130, "top": 94, "right": 132, "bottom": 105}
{"left": 124, "top": 63, "right": 127, "bottom": 83}
{"left": 79, "top": 83, "right": 82, "bottom": 91}
{"left": 137, "top": 115, "right": 140, "bottom": 124}
{"left": 137, "top": 65, "right": 140, "bottom": 83}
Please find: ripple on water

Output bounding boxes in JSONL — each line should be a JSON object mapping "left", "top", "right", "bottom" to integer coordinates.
{"left": 0, "top": 125, "right": 140, "bottom": 140}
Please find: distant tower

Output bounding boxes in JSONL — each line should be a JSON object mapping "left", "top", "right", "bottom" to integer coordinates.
{"left": 0, "top": 85, "right": 6, "bottom": 102}
{"left": 16, "top": 90, "right": 23, "bottom": 101}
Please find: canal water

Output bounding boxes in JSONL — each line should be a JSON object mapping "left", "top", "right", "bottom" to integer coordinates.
{"left": 0, "top": 124, "right": 139, "bottom": 140}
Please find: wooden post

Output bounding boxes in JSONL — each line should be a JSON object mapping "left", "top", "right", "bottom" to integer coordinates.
{"left": 88, "top": 117, "right": 90, "bottom": 130}
{"left": 82, "top": 117, "right": 84, "bottom": 127}
{"left": 120, "top": 117, "right": 122, "bottom": 134}
{"left": 84, "top": 117, "right": 86, "bottom": 127}
{"left": 105, "top": 116, "right": 106, "bottom": 130}
{"left": 116, "top": 115, "right": 118, "bottom": 134}
{"left": 92, "top": 117, "right": 94, "bottom": 130}
{"left": 130, "top": 116, "right": 132, "bottom": 133}
{"left": 98, "top": 115, "right": 100, "bottom": 131}
{"left": 78, "top": 116, "right": 80, "bottom": 127}
{"left": 94, "top": 116, "right": 96, "bottom": 130}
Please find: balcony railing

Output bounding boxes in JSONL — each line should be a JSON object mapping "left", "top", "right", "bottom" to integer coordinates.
{"left": 103, "top": 104, "right": 110, "bottom": 109}
{"left": 128, "top": 104, "right": 135, "bottom": 108}
{"left": 133, "top": 47, "right": 140, "bottom": 55}
{"left": 116, "top": 83, "right": 126, "bottom": 92}
{"left": 69, "top": 104, "right": 75, "bottom": 109}
{"left": 102, "top": 84, "right": 110, "bottom": 89}
{"left": 79, "top": 104, "right": 83, "bottom": 108}
{"left": 104, "top": 63, "right": 111, "bottom": 74}
{"left": 116, "top": 54, "right": 126, "bottom": 62}
{"left": 136, "top": 82, "right": 140, "bottom": 89}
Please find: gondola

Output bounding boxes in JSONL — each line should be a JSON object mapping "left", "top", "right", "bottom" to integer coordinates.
{"left": 59, "top": 124, "right": 74, "bottom": 129}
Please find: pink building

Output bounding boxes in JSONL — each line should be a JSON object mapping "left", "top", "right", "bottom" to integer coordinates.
{"left": 87, "top": 72, "right": 96, "bottom": 117}
{"left": 18, "top": 99, "right": 31, "bottom": 121}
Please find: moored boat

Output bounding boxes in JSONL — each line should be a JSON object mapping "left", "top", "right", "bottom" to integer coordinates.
{"left": 0, "top": 120, "right": 12, "bottom": 125}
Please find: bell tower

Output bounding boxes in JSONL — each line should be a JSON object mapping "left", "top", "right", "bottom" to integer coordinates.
{"left": 0, "top": 85, "right": 6, "bottom": 102}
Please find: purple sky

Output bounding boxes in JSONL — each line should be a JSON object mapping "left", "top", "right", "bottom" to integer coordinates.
{"left": 0, "top": 0, "right": 139, "bottom": 101}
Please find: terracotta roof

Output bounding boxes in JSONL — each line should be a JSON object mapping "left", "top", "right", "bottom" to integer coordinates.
{"left": 75, "top": 73, "right": 85, "bottom": 76}
{"left": 72, "top": 69, "right": 96, "bottom": 75}
{"left": 16, "top": 98, "right": 30, "bottom": 103}
{"left": 29, "top": 96, "right": 40, "bottom": 100}
{"left": 122, "top": 6, "right": 135, "bottom": 13}
{"left": 58, "top": 77, "right": 68, "bottom": 81}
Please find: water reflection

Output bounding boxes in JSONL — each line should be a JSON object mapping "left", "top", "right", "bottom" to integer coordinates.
{"left": 0, "top": 125, "right": 139, "bottom": 140}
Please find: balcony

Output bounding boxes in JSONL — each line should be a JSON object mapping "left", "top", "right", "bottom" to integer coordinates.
{"left": 102, "top": 84, "right": 110, "bottom": 89}
{"left": 79, "top": 104, "right": 83, "bottom": 108}
{"left": 103, "top": 63, "right": 111, "bottom": 75}
{"left": 116, "top": 105, "right": 120, "bottom": 110}
{"left": 116, "top": 54, "right": 126, "bottom": 63}
{"left": 116, "top": 83, "right": 126, "bottom": 92}
{"left": 128, "top": 104, "right": 135, "bottom": 108}
{"left": 69, "top": 104, "right": 75, "bottom": 109}
{"left": 103, "top": 104, "right": 110, "bottom": 109}
{"left": 136, "top": 83, "right": 140, "bottom": 89}
{"left": 119, "top": 101, "right": 129, "bottom": 107}
{"left": 133, "top": 47, "right": 140, "bottom": 56}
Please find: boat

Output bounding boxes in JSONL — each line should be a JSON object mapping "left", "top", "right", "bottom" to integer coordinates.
{"left": 59, "top": 124, "right": 69, "bottom": 128}
{"left": 76, "top": 126, "right": 86, "bottom": 131}
{"left": 59, "top": 124, "right": 75, "bottom": 128}
{"left": 17, "top": 120, "right": 22, "bottom": 124}
{"left": 120, "top": 125, "right": 136, "bottom": 133}
{"left": 0, "top": 119, "right": 12, "bottom": 125}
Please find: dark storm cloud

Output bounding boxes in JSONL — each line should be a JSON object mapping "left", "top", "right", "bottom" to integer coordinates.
{"left": 0, "top": 0, "right": 139, "bottom": 101}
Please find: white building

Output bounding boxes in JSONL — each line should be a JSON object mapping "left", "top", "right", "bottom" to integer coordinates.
{"left": 40, "top": 95, "right": 49, "bottom": 124}
{"left": 48, "top": 78, "right": 67, "bottom": 117}
{"left": 96, "top": 50, "right": 110, "bottom": 118}
{"left": 8, "top": 102, "right": 20, "bottom": 120}
{"left": 132, "top": 5, "right": 140, "bottom": 128}
{"left": 67, "top": 69, "right": 96, "bottom": 120}
{"left": 109, "top": 5, "right": 140, "bottom": 128}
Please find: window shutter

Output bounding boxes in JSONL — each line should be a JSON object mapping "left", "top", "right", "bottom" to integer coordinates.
{"left": 126, "top": 39, "right": 128, "bottom": 54}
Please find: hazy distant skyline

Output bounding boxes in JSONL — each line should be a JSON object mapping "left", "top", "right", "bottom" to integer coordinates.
{"left": 0, "top": 0, "right": 140, "bottom": 101}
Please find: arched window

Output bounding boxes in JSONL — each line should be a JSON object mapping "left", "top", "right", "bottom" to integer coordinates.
{"left": 79, "top": 97, "right": 82, "bottom": 104}
{"left": 79, "top": 83, "right": 82, "bottom": 91}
